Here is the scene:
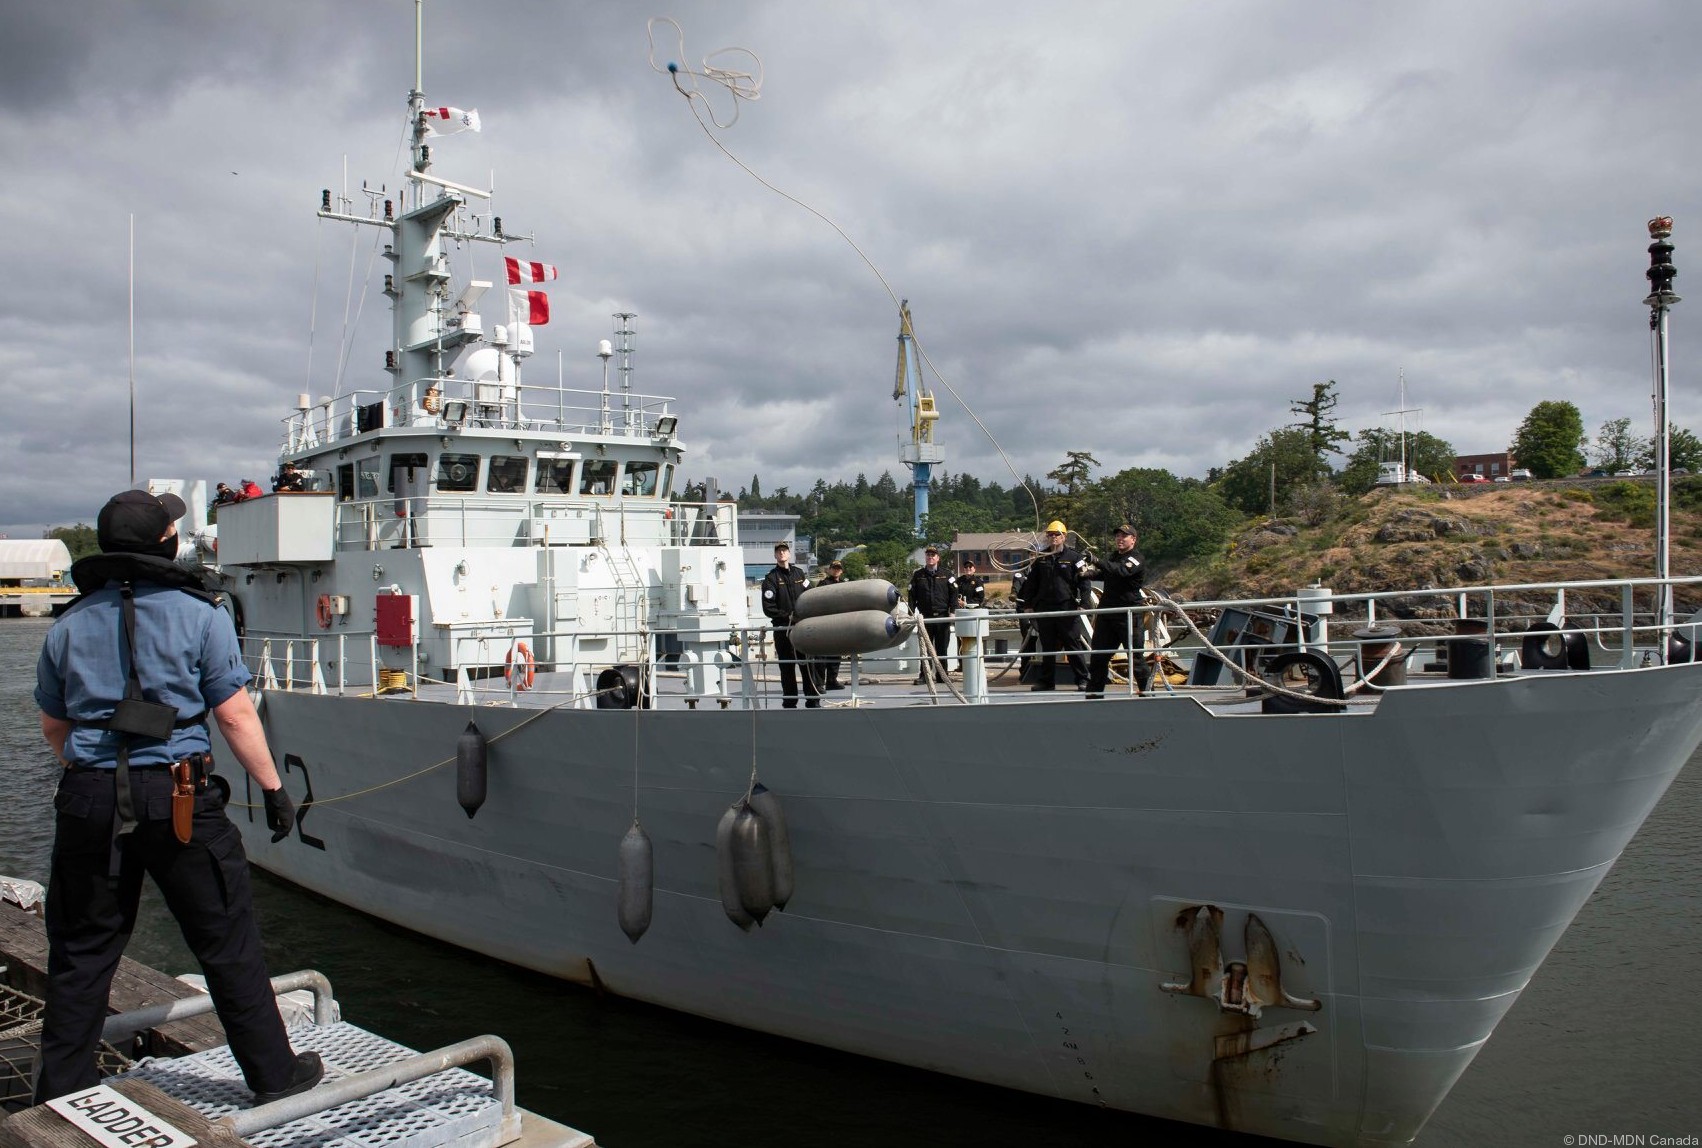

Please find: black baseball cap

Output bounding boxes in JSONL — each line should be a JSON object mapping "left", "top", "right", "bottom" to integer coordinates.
{"left": 97, "top": 489, "right": 186, "bottom": 554}
{"left": 1113, "top": 524, "right": 1137, "bottom": 537}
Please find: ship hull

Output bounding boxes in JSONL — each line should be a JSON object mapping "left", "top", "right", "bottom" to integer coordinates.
{"left": 222, "top": 666, "right": 1702, "bottom": 1145}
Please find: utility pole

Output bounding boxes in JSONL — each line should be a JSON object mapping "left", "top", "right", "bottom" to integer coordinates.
{"left": 1645, "top": 217, "right": 1680, "bottom": 640}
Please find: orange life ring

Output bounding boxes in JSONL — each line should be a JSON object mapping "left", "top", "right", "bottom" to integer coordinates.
{"left": 505, "top": 642, "right": 536, "bottom": 691}
{"left": 315, "top": 594, "right": 334, "bottom": 630}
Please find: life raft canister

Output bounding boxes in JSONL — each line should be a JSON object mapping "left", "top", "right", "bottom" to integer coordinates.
{"left": 315, "top": 594, "right": 334, "bottom": 630}
{"left": 505, "top": 641, "right": 536, "bottom": 691}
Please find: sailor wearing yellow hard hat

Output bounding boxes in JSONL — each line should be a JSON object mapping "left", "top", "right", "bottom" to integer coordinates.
{"left": 1014, "top": 520, "right": 1089, "bottom": 690}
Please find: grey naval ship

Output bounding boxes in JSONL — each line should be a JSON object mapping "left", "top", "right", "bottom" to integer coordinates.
{"left": 150, "top": 7, "right": 1702, "bottom": 1144}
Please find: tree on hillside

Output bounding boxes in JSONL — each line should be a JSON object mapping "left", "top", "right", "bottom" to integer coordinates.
{"left": 1510, "top": 401, "right": 1587, "bottom": 478}
{"left": 1591, "top": 418, "right": 1649, "bottom": 472}
{"left": 921, "top": 503, "right": 1002, "bottom": 548}
{"left": 1338, "top": 428, "right": 1459, "bottom": 495}
{"left": 1635, "top": 424, "right": 1702, "bottom": 472}
{"left": 864, "top": 540, "right": 912, "bottom": 578}
{"left": 1289, "top": 381, "right": 1350, "bottom": 480}
{"left": 838, "top": 549, "right": 870, "bottom": 580}
{"left": 1047, "top": 451, "right": 1099, "bottom": 495}
{"left": 1216, "top": 427, "right": 1320, "bottom": 516}
{"left": 48, "top": 524, "right": 98, "bottom": 562}
{"left": 1074, "top": 468, "right": 1241, "bottom": 563}
{"left": 1042, "top": 451, "right": 1099, "bottom": 529}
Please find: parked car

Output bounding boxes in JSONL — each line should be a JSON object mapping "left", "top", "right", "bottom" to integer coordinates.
{"left": 1585, "top": 468, "right": 1612, "bottom": 478}
{"left": 1510, "top": 468, "right": 1533, "bottom": 481}
{"left": 1458, "top": 473, "right": 1488, "bottom": 483}
{"left": 1614, "top": 469, "right": 1637, "bottom": 477}
{"left": 1492, "top": 475, "right": 1511, "bottom": 482}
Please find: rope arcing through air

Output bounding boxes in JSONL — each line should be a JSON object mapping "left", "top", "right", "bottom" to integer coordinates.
{"left": 646, "top": 17, "right": 1041, "bottom": 530}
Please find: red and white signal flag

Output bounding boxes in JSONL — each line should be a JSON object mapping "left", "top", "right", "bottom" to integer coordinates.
{"left": 505, "top": 257, "right": 558, "bottom": 285}
{"left": 511, "top": 289, "right": 550, "bottom": 326}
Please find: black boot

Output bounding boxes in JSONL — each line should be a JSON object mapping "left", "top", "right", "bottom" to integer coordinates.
{"left": 252, "top": 1052, "right": 324, "bottom": 1106}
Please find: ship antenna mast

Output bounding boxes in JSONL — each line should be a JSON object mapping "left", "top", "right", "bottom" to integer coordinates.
{"left": 1380, "top": 368, "right": 1422, "bottom": 481}
{"left": 1645, "top": 216, "right": 1680, "bottom": 638}
{"left": 615, "top": 312, "right": 637, "bottom": 432}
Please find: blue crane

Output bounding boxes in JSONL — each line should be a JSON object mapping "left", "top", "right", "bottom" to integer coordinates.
{"left": 892, "top": 300, "right": 943, "bottom": 538}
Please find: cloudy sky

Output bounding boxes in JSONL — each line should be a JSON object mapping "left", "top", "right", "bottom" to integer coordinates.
{"left": 2, "top": 0, "right": 1698, "bottom": 536}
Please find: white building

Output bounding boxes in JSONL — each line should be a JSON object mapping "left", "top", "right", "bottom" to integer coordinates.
{"left": 0, "top": 539, "right": 73, "bottom": 585}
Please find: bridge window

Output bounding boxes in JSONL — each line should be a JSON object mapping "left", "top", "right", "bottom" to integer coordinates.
{"left": 535, "top": 458, "right": 575, "bottom": 495}
{"left": 436, "top": 453, "right": 480, "bottom": 492}
{"left": 661, "top": 464, "right": 674, "bottom": 498}
{"left": 580, "top": 459, "right": 617, "bottom": 496}
{"left": 487, "top": 455, "right": 528, "bottom": 494}
{"left": 622, "top": 461, "right": 660, "bottom": 497}
{"left": 388, "top": 453, "right": 429, "bottom": 494}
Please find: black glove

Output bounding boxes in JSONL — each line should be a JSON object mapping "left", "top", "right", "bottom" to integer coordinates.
{"left": 263, "top": 787, "right": 296, "bottom": 843}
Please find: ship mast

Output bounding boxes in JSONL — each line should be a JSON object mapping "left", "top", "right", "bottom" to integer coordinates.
{"left": 1645, "top": 216, "right": 1680, "bottom": 637}
{"left": 1381, "top": 368, "right": 1422, "bottom": 482}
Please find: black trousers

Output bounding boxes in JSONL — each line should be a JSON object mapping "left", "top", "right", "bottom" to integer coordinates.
{"left": 920, "top": 618, "right": 954, "bottom": 675}
{"left": 35, "top": 766, "right": 297, "bottom": 1102}
{"left": 1087, "top": 606, "right": 1150, "bottom": 693}
{"left": 1033, "top": 614, "right": 1088, "bottom": 686}
{"left": 772, "top": 628, "right": 821, "bottom": 707}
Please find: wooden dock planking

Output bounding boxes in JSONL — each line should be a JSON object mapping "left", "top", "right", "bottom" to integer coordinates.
{"left": 0, "top": 1076, "right": 248, "bottom": 1148}
{"left": 0, "top": 904, "right": 227, "bottom": 1058}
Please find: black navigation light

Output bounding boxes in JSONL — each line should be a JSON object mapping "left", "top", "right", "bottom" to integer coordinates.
{"left": 1648, "top": 216, "right": 1677, "bottom": 297}
{"left": 384, "top": 199, "right": 394, "bottom": 221}
{"left": 321, "top": 189, "right": 332, "bottom": 212}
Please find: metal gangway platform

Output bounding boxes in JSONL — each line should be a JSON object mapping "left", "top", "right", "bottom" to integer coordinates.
{"left": 0, "top": 968, "right": 594, "bottom": 1148}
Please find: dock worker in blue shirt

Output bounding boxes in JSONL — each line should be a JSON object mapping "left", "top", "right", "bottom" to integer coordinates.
{"left": 32, "top": 488, "right": 322, "bottom": 1106}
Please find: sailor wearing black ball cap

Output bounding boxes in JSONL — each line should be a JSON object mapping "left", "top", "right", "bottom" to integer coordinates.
{"left": 1081, "top": 524, "right": 1149, "bottom": 697}
{"left": 31, "top": 488, "right": 322, "bottom": 1105}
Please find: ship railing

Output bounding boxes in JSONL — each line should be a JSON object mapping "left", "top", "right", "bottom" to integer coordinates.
{"left": 283, "top": 377, "right": 677, "bottom": 450}
{"left": 235, "top": 573, "right": 1702, "bottom": 709}
{"left": 327, "top": 494, "right": 736, "bottom": 551}
{"left": 241, "top": 633, "right": 400, "bottom": 698}
{"left": 927, "top": 572, "right": 1702, "bottom": 700}
{"left": 1124, "top": 573, "right": 1702, "bottom": 691}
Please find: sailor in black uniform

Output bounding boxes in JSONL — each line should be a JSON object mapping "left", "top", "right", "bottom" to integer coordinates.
{"left": 1081, "top": 524, "right": 1150, "bottom": 698}
{"left": 760, "top": 542, "right": 821, "bottom": 708}
{"left": 956, "top": 559, "right": 987, "bottom": 609}
{"left": 1016, "top": 521, "right": 1089, "bottom": 690}
{"left": 813, "top": 560, "right": 848, "bottom": 690}
{"left": 907, "top": 546, "right": 959, "bottom": 682}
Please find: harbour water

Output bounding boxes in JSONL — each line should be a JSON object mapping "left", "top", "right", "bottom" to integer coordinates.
{"left": 3, "top": 616, "right": 1699, "bottom": 1146}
